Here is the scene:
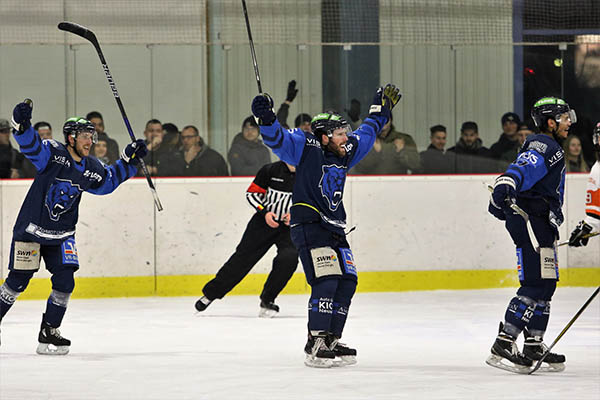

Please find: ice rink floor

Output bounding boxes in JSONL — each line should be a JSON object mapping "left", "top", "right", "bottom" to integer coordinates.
{"left": 0, "top": 288, "right": 599, "bottom": 400}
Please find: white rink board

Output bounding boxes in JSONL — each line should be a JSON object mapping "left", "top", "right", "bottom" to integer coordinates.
{"left": 0, "top": 174, "right": 598, "bottom": 280}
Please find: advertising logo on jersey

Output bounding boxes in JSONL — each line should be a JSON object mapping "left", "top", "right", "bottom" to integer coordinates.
{"left": 319, "top": 164, "right": 346, "bottom": 211}
{"left": 45, "top": 178, "right": 83, "bottom": 221}
{"left": 61, "top": 237, "right": 79, "bottom": 265}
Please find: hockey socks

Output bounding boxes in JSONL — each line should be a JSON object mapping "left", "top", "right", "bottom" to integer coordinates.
{"left": 308, "top": 279, "right": 338, "bottom": 332}
{"left": 43, "top": 290, "right": 71, "bottom": 328}
{"left": 0, "top": 283, "right": 20, "bottom": 320}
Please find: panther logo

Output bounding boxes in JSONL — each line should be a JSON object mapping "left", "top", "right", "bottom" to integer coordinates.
{"left": 45, "top": 178, "right": 82, "bottom": 221}
{"left": 319, "top": 165, "right": 346, "bottom": 211}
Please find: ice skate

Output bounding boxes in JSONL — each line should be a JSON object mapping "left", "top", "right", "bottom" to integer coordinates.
{"left": 327, "top": 334, "right": 357, "bottom": 366}
{"left": 486, "top": 323, "right": 532, "bottom": 374}
{"left": 304, "top": 332, "right": 336, "bottom": 368}
{"left": 37, "top": 321, "right": 70, "bottom": 355}
{"left": 523, "top": 329, "right": 566, "bottom": 372}
{"left": 258, "top": 300, "right": 279, "bottom": 318}
{"left": 194, "top": 296, "right": 212, "bottom": 312}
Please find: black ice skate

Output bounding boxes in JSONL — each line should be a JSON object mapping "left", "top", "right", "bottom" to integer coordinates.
{"left": 327, "top": 333, "right": 357, "bottom": 366}
{"left": 194, "top": 296, "right": 213, "bottom": 312}
{"left": 304, "top": 332, "right": 336, "bottom": 368}
{"left": 37, "top": 321, "right": 71, "bottom": 355}
{"left": 258, "top": 300, "right": 279, "bottom": 318}
{"left": 485, "top": 322, "right": 532, "bottom": 374}
{"left": 522, "top": 329, "right": 566, "bottom": 372}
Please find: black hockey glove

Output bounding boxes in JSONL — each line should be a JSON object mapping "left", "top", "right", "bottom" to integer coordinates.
{"left": 11, "top": 101, "right": 33, "bottom": 133}
{"left": 121, "top": 139, "right": 148, "bottom": 165}
{"left": 251, "top": 93, "right": 276, "bottom": 125}
{"left": 569, "top": 220, "right": 593, "bottom": 247}
{"left": 491, "top": 175, "right": 517, "bottom": 212}
{"left": 369, "top": 84, "right": 401, "bottom": 119}
{"left": 286, "top": 80, "right": 298, "bottom": 103}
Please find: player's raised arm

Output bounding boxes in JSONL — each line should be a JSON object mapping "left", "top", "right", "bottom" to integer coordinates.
{"left": 10, "top": 101, "right": 51, "bottom": 172}
{"left": 251, "top": 93, "right": 306, "bottom": 165}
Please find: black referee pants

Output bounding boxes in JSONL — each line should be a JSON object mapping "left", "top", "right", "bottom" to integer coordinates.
{"left": 203, "top": 212, "right": 299, "bottom": 303}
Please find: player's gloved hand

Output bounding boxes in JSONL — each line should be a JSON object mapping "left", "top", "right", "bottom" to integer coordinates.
{"left": 285, "top": 80, "right": 298, "bottom": 103}
{"left": 345, "top": 99, "right": 361, "bottom": 123}
{"left": 369, "top": 84, "right": 401, "bottom": 119}
{"left": 569, "top": 220, "right": 593, "bottom": 247}
{"left": 548, "top": 209, "right": 564, "bottom": 233}
{"left": 121, "top": 139, "right": 148, "bottom": 165}
{"left": 11, "top": 101, "right": 33, "bottom": 133}
{"left": 251, "top": 93, "right": 276, "bottom": 125}
{"left": 491, "top": 175, "right": 517, "bottom": 212}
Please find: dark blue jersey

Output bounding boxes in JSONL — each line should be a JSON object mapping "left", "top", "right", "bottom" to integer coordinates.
{"left": 504, "top": 133, "right": 565, "bottom": 217}
{"left": 12, "top": 126, "right": 137, "bottom": 244}
{"left": 258, "top": 115, "right": 387, "bottom": 234}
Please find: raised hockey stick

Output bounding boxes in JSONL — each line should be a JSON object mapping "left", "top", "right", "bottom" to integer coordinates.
{"left": 241, "top": 0, "right": 263, "bottom": 93}
{"left": 557, "top": 231, "right": 600, "bottom": 247}
{"left": 528, "top": 286, "right": 600, "bottom": 374}
{"left": 58, "top": 21, "right": 163, "bottom": 212}
{"left": 487, "top": 185, "right": 540, "bottom": 251}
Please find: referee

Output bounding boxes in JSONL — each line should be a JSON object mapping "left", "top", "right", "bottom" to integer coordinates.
{"left": 195, "top": 161, "right": 297, "bottom": 317}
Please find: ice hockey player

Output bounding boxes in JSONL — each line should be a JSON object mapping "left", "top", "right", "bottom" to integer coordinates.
{"left": 251, "top": 84, "right": 401, "bottom": 367}
{"left": 487, "top": 96, "right": 574, "bottom": 373}
{"left": 569, "top": 122, "right": 600, "bottom": 247}
{"left": 195, "top": 160, "right": 297, "bottom": 317}
{"left": 0, "top": 100, "right": 147, "bottom": 354}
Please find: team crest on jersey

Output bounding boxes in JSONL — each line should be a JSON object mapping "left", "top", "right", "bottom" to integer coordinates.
{"left": 45, "top": 178, "right": 83, "bottom": 221}
{"left": 319, "top": 164, "right": 346, "bottom": 211}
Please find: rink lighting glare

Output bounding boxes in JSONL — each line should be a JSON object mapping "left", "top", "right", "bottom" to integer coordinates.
{"left": 554, "top": 58, "right": 563, "bottom": 67}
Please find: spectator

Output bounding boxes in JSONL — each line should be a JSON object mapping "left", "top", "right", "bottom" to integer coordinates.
{"left": 419, "top": 124, "right": 452, "bottom": 174}
{"left": 228, "top": 116, "right": 271, "bottom": 176}
{"left": 295, "top": 113, "right": 312, "bottom": 133}
{"left": 86, "top": 111, "right": 120, "bottom": 164}
{"left": 345, "top": 98, "right": 362, "bottom": 131}
{"left": 447, "top": 121, "right": 496, "bottom": 173}
{"left": 161, "top": 125, "right": 228, "bottom": 176}
{"left": 0, "top": 118, "right": 20, "bottom": 178}
{"left": 352, "top": 114, "right": 420, "bottom": 174}
{"left": 34, "top": 121, "right": 52, "bottom": 140}
{"left": 490, "top": 112, "right": 521, "bottom": 163}
{"left": 140, "top": 119, "right": 166, "bottom": 176}
{"left": 276, "top": 80, "right": 299, "bottom": 129}
{"left": 564, "top": 135, "right": 589, "bottom": 173}
{"left": 516, "top": 120, "right": 536, "bottom": 147}
{"left": 92, "top": 136, "right": 111, "bottom": 164}
{"left": 162, "top": 122, "right": 181, "bottom": 153}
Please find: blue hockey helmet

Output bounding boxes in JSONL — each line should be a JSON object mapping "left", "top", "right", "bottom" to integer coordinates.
{"left": 63, "top": 117, "right": 97, "bottom": 145}
{"left": 531, "top": 97, "right": 576, "bottom": 131}
{"left": 310, "top": 112, "right": 351, "bottom": 142}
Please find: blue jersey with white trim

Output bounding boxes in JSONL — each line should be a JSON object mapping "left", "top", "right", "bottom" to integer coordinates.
{"left": 504, "top": 133, "right": 565, "bottom": 215}
{"left": 12, "top": 126, "right": 137, "bottom": 244}
{"left": 258, "top": 115, "right": 386, "bottom": 234}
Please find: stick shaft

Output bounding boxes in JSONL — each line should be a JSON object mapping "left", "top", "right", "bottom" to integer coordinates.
{"left": 241, "top": 0, "right": 262, "bottom": 93}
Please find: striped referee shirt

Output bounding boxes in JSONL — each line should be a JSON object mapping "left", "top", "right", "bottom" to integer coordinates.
{"left": 246, "top": 161, "right": 295, "bottom": 221}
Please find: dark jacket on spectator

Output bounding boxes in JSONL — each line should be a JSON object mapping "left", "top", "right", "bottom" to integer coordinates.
{"left": 0, "top": 144, "right": 21, "bottom": 178}
{"left": 419, "top": 145, "right": 452, "bottom": 174}
{"left": 161, "top": 145, "right": 229, "bottom": 177}
{"left": 228, "top": 132, "right": 271, "bottom": 176}
{"left": 447, "top": 138, "right": 497, "bottom": 173}
{"left": 489, "top": 133, "right": 520, "bottom": 164}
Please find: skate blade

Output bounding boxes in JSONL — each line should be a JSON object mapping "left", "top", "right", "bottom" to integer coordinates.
{"left": 534, "top": 362, "right": 566, "bottom": 373}
{"left": 36, "top": 343, "right": 69, "bottom": 355}
{"left": 485, "top": 354, "right": 531, "bottom": 374}
{"left": 304, "top": 355, "right": 334, "bottom": 368}
{"left": 332, "top": 356, "right": 357, "bottom": 367}
{"left": 258, "top": 308, "right": 278, "bottom": 318}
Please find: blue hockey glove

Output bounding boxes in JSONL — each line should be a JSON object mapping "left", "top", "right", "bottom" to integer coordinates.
{"left": 491, "top": 175, "right": 517, "bottom": 212}
{"left": 488, "top": 201, "right": 506, "bottom": 221}
{"left": 11, "top": 101, "right": 33, "bottom": 133}
{"left": 121, "top": 139, "right": 148, "bottom": 165}
{"left": 251, "top": 93, "right": 276, "bottom": 125}
{"left": 569, "top": 220, "right": 593, "bottom": 247}
{"left": 369, "top": 84, "right": 401, "bottom": 119}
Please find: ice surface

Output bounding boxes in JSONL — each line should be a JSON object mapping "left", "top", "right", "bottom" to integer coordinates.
{"left": 1, "top": 288, "right": 599, "bottom": 400}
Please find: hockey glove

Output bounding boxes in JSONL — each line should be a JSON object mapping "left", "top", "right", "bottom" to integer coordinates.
{"left": 369, "top": 84, "right": 401, "bottom": 119}
{"left": 11, "top": 101, "right": 33, "bottom": 133}
{"left": 286, "top": 80, "right": 298, "bottom": 103}
{"left": 251, "top": 93, "right": 276, "bottom": 125}
{"left": 491, "top": 175, "right": 517, "bottom": 212}
{"left": 121, "top": 139, "right": 148, "bottom": 165}
{"left": 569, "top": 220, "right": 593, "bottom": 247}
{"left": 548, "top": 209, "right": 564, "bottom": 233}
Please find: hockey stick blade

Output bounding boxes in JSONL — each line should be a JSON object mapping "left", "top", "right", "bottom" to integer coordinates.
{"left": 528, "top": 286, "right": 600, "bottom": 374}
{"left": 58, "top": 22, "right": 97, "bottom": 42}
